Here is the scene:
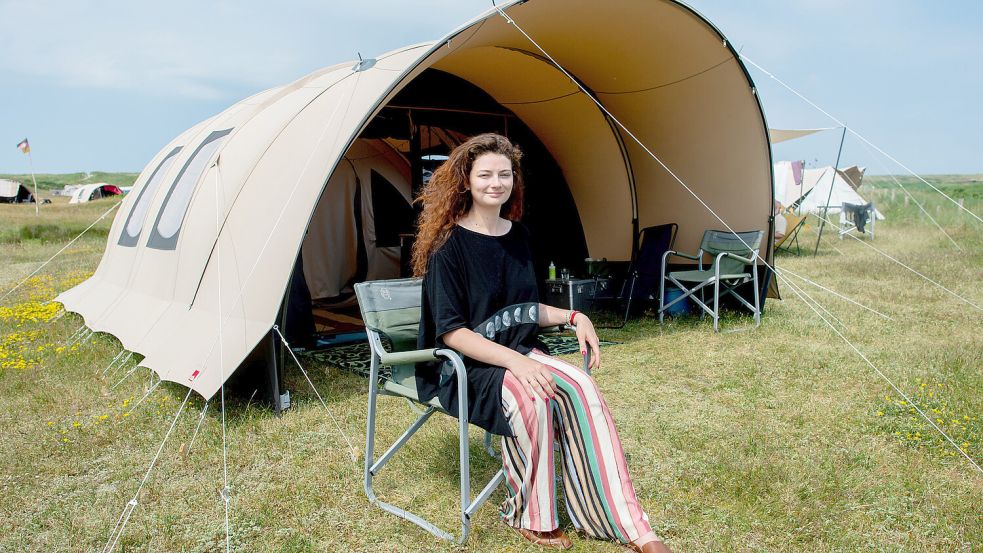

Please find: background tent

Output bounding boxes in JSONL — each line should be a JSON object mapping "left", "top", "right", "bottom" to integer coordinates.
{"left": 773, "top": 160, "right": 805, "bottom": 208}
{"left": 69, "top": 183, "right": 124, "bottom": 204}
{"left": 798, "top": 167, "right": 884, "bottom": 219}
{"left": 57, "top": 0, "right": 774, "bottom": 406}
{"left": 0, "top": 179, "right": 34, "bottom": 203}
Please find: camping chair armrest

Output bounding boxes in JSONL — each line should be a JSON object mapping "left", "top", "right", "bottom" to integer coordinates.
{"left": 716, "top": 251, "right": 758, "bottom": 266}
{"left": 667, "top": 250, "right": 701, "bottom": 261}
{"left": 377, "top": 348, "right": 440, "bottom": 367}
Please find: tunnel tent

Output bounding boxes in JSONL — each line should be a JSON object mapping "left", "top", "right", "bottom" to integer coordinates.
{"left": 0, "top": 179, "right": 34, "bottom": 203}
{"left": 57, "top": 0, "right": 774, "bottom": 406}
{"left": 69, "top": 183, "right": 124, "bottom": 204}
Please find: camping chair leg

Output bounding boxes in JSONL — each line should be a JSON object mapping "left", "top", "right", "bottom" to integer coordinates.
{"left": 752, "top": 266, "right": 761, "bottom": 327}
{"left": 449, "top": 352, "right": 474, "bottom": 545}
{"left": 713, "top": 275, "right": 721, "bottom": 332}
{"left": 623, "top": 276, "right": 637, "bottom": 327}
{"left": 657, "top": 272, "right": 665, "bottom": 323}
{"left": 364, "top": 357, "right": 382, "bottom": 505}
{"left": 363, "top": 351, "right": 474, "bottom": 544}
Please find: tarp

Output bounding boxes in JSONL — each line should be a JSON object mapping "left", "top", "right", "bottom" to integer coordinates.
{"left": 57, "top": 0, "right": 773, "bottom": 400}
{"left": 768, "top": 127, "right": 837, "bottom": 144}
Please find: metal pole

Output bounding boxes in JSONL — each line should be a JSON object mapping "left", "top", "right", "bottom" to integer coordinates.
{"left": 28, "top": 151, "right": 39, "bottom": 216}
{"left": 813, "top": 126, "right": 847, "bottom": 256}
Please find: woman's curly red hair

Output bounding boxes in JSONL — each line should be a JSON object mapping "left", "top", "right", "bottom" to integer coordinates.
{"left": 411, "top": 133, "right": 524, "bottom": 277}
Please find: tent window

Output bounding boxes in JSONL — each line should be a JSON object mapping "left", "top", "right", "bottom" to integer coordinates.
{"left": 147, "top": 128, "right": 232, "bottom": 250}
{"left": 370, "top": 169, "right": 414, "bottom": 248}
{"left": 118, "top": 147, "right": 182, "bottom": 247}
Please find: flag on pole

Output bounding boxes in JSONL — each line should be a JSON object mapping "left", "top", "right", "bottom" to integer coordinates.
{"left": 17, "top": 138, "right": 30, "bottom": 154}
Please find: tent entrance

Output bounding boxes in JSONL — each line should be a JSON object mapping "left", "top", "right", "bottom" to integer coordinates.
{"left": 297, "top": 69, "right": 589, "bottom": 340}
{"left": 362, "top": 68, "right": 589, "bottom": 279}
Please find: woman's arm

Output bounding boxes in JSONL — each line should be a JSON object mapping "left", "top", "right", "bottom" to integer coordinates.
{"left": 538, "top": 303, "right": 602, "bottom": 370}
{"left": 442, "top": 328, "right": 558, "bottom": 400}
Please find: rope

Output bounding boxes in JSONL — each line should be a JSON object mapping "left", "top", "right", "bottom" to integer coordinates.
{"left": 186, "top": 401, "right": 210, "bottom": 456}
{"left": 782, "top": 271, "right": 982, "bottom": 473}
{"left": 101, "top": 350, "right": 127, "bottom": 376}
{"left": 775, "top": 266, "right": 894, "bottom": 321}
{"left": 194, "top": 67, "right": 362, "bottom": 385}
{"left": 106, "top": 353, "right": 134, "bottom": 380}
{"left": 67, "top": 328, "right": 93, "bottom": 349}
{"left": 857, "top": 139, "right": 962, "bottom": 252}
{"left": 213, "top": 163, "right": 232, "bottom": 553}
{"left": 812, "top": 212, "right": 982, "bottom": 312}
{"left": 62, "top": 324, "right": 86, "bottom": 347}
{"left": 272, "top": 325, "right": 359, "bottom": 464}
{"left": 110, "top": 360, "right": 143, "bottom": 391}
{"left": 102, "top": 387, "right": 193, "bottom": 553}
{"left": 739, "top": 54, "right": 982, "bottom": 225}
{"left": 1, "top": 201, "right": 121, "bottom": 303}
{"left": 780, "top": 271, "right": 845, "bottom": 328}
{"left": 495, "top": 6, "right": 983, "bottom": 473}
{"left": 124, "top": 380, "right": 161, "bottom": 417}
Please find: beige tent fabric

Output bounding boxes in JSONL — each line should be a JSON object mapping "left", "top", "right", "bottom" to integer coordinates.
{"left": 769, "top": 127, "right": 836, "bottom": 144}
{"left": 57, "top": 0, "right": 772, "bottom": 400}
{"left": 301, "top": 138, "right": 411, "bottom": 299}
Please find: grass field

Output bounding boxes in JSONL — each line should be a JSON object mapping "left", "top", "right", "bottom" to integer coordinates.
{"left": 0, "top": 176, "right": 980, "bottom": 552}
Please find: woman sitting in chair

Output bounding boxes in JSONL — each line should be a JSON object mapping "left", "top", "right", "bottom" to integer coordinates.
{"left": 412, "top": 133, "right": 670, "bottom": 552}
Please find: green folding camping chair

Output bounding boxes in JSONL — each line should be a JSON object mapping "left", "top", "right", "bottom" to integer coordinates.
{"left": 353, "top": 278, "right": 500, "bottom": 544}
{"left": 354, "top": 277, "right": 590, "bottom": 544}
{"left": 658, "top": 230, "right": 763, "bottom": 332}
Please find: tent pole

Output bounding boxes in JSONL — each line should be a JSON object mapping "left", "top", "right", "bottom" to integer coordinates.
{"left": 813, "top": 126, "right": 847, "bottom": 256}
{"left": 266, "top": 329, "right": 283, "bottom": 416}
{"left": 28, "top": 151, "right": 40, "bottom": 216}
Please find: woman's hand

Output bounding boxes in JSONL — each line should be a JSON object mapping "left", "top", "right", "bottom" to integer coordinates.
{"left": 572, "top": 312, "right": 601, "bottom": 370}
{"left": 508, "top": 356, "right": 558, "bottom": 400}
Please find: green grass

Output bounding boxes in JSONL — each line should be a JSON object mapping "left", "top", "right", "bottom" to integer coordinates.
{"left": 0, "top": 171, "right": 139, "bottom": 191}
{"left": 0, "top": 175, "right": 980, "bottom": 552}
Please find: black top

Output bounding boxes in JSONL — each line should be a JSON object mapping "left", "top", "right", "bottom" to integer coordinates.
{"left": 417, "top": 222, "right": 545, "bottom": 436}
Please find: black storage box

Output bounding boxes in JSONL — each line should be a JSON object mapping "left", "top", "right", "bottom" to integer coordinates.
{"left": 544, "top": 278, "right": 612, "bottom": 311}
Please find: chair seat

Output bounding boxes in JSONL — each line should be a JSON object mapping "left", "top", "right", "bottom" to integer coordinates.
{"left": 380, "top": 379, "right": 445, "bottom": 409}
{"left": 670, "top": 269, "right": 751, "bottom": 282}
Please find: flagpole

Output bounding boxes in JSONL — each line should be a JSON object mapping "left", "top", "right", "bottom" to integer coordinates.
{"left": 27, "top": 150, "right": 39, "bottom": 216}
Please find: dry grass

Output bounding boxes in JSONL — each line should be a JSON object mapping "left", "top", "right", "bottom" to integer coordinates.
{"left": 0, "top": 176, "right": 980, "bottom": 552}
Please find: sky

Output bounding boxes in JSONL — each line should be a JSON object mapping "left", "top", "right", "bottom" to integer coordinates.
{"left": 1, "top": 0, "right": 980, "bottom": 175}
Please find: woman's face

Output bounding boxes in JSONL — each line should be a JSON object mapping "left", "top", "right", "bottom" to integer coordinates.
{"left": 467, "top": 152, "right": 513, "bottom": 212}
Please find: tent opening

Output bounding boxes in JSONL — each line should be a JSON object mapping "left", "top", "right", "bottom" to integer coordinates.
{"left": 290, "top": 68, "right": 590, "bottom": 349}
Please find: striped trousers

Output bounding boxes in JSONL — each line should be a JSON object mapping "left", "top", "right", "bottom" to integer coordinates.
{"left": 499, "top": 351, "right": 657, "bottom": 545}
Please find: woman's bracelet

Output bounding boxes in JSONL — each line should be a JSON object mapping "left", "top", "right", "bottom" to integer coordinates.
{"left": 568, "top": 310, "right": 580, "bottom": 326}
